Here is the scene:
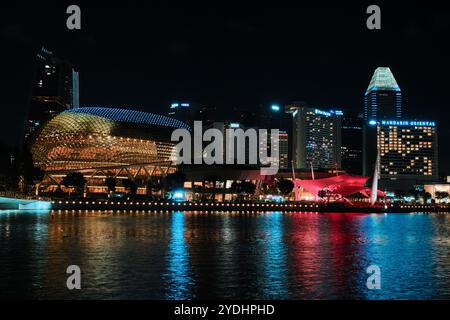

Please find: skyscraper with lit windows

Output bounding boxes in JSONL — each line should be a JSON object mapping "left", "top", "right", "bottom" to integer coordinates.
{"left": 286, "top": 103, "right": 342, "bottom": 170}
{"left": 364, "top": 119, "right": 438, "bottom": 189}
{"left": 279, "top": 130, "right": 289, "bottom": 169}
{"left": 25, "top": 47, "right": 79, "bottom": 140}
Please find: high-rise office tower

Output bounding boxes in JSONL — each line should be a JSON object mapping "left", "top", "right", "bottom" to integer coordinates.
{"left": 25, "top": 47, "right": 79, "bottom": 140}
{"left": 279, "top": 130, "right": 289, "bottom": 169}
{"left": 341, "top": 113, "right": 363, "bottom": 175}
{"left": 364, "top": 67, "right": 402, "bottom": 120}
{"left": 364, "top": 119, "right": 438, "bottom": 190}
{"left": 259, "top": 103, "right": 293, "bottom": 169}
{"left": 286, "top": 103, "right": 342, "bottom": 170}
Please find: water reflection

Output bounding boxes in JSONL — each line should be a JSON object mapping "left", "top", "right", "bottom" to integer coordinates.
{"left": 1, "top": 210, "right": 450, "bottom": 299}
{"left": 260, "top": 212, "right": 287, "bottom": 298}
{"left": 164, "top": 211, "right": 193, "bottom": 299}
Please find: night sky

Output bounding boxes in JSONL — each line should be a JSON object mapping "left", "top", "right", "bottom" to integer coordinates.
{"left": 1, "top": 1, "right": 449, "bottom": 173}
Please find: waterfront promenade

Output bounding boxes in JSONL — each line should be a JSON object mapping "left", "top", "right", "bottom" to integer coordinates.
{"left": 49, "top": 199, "right": 450, "bottom": 213}
{"left": 3, "top": 190, "right": 449, "bottom": 213}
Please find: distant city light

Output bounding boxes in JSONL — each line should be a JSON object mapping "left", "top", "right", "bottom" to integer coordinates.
{"left": 271, "top": 104, "right": 280, "bottom": 112}
{"left": 171, "top": 103, "right": 190, "bottom": 108}
{"left": 369, "top": 120, "right": 377, "bottom": 126}
{"left": 229, "top": 123, "right": 240, "bottom": 128}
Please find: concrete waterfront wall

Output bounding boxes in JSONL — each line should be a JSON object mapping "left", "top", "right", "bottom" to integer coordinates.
{"left": 49, "top": 200, "right": 450, "bottom": 213}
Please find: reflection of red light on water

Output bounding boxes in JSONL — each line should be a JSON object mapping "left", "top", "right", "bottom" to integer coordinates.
{"left": 289, "top": 212, "right": 368, "bottom": 298}
{"left": 289, "top": 214, "right": 322, "bottom": 297}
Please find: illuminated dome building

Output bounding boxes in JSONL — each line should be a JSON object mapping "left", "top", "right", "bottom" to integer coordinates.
{"left": 31, "top": 107, "right": 190, "bottom": 194}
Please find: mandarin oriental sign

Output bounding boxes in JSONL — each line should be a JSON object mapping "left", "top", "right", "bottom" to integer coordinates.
{"left": 381, "top": 120, "right": 436, "bottom": 127}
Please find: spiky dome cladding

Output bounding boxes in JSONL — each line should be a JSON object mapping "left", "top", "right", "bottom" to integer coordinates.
{"left": 31, "top": 107, "right": 188, "bottom": 172}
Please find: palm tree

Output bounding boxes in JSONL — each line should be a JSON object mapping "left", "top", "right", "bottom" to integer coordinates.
{"left": 163, "top": 172, "right": 186, "bottom": 191}
{"left": 435, "top": 191, "right": 449, "bottom": 203}
{"left": 105, "top": 177, "right": 117, "bottom": 195}
{"left": 241, "top": 181, "right": 256, "bottom": 200}
{"left": 276, "top": 179, "right": 294, "bottom": 196}
{"left": 122, "top": 178, "right": 137, "bottom": 197}
{"left": 61, "top": 172, "right": 87, "bottom": 199}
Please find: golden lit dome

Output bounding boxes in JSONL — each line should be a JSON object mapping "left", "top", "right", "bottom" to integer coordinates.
{"left": 31, "top": 108, "right": 187, "bottom": 172}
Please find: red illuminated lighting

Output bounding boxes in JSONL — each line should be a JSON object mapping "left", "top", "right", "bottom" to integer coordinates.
{"left": 295, "top": 174, "right": 384, "bottom": 198}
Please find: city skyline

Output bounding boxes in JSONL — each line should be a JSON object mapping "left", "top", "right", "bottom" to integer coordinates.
{"left": 2, "top": 1, "right": 450, "bottom": 305}
{"left": 1, "top": 2, "right": 449, "bottom": 175}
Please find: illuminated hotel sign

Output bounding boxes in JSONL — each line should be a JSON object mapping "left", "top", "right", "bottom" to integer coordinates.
{"left": 314, "top": 109, "right": 331, "bottom": 117}
{"left": 330, "top": 110, "right": 343, "bottom": 116}
{"left": 313, "top": 109, "right": 343, "bottom": 117}
{"left": 170, "top": 103, "right": 190, "bottom": 109}
{"left": 381, "top": 120, "right": 436, "bottom": 127}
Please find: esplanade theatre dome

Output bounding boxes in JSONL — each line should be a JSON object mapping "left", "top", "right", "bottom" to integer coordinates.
{"left": 31, "top": 107, "right": 190, "bottom": 172}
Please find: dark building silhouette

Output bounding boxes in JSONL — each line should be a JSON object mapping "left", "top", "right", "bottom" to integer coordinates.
{"left": 167, "top": 102, "right": 194, "bottom": 123}
{"left": 24, "top": 47, "right": 79, "bottom": 140}
{"left": 341, "top": 113, "right": 363, "bottom": 175}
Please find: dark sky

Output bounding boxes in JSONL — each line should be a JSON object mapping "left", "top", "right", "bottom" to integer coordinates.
{"left": 1, "top": 1, "right": 449, "bottom": 173}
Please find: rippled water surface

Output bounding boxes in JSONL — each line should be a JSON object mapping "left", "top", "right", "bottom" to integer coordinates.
{"left": 1, "top": 210, "right": 450, "bottom": 299}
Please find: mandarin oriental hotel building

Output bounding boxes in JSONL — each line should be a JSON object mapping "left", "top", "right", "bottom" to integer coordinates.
{"left": 364, "top": 119, "right": 438, "bottom": 190}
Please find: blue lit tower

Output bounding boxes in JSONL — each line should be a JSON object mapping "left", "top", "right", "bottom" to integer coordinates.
{"left": 364, "top": 67, "right": 402, "bottom": 120}
{"left": 363, "top": 67, "right": 402, "bottom": 179}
